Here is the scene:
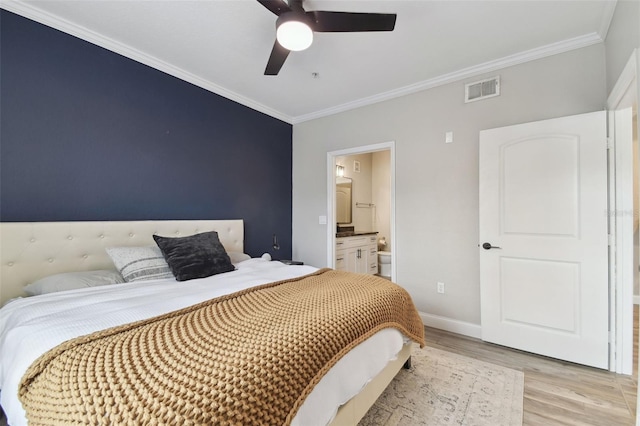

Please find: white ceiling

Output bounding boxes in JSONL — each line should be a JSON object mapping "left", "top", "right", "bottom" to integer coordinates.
{"left": 2, "top": 0, "right": 617, "bottom": 124}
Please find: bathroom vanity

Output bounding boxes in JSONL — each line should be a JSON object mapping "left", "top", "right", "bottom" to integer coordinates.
{"left": 335, "top": 233, "right": 378, "bottom": 275}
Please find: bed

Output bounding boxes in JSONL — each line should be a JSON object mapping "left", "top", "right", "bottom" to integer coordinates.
{"left": 0, "top": 220, "right": 424, "bottom": 425}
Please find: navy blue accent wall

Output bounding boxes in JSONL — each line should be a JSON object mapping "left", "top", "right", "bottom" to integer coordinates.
{"left": 0, "top": 11, "right": 292, "bottom": 258}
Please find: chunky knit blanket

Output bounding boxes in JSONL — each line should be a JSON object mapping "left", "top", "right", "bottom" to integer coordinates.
{"left": 19, "top": 268, "right": 425, "bottom": 425}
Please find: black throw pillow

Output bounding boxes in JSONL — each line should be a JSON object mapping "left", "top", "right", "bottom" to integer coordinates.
{"left": 153, "top": 231, "right": 235, "bottom": 281}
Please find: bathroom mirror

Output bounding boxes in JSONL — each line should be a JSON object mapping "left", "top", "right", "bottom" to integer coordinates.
{"left": 336, "top": 177, "right": 352, "bottom": 224}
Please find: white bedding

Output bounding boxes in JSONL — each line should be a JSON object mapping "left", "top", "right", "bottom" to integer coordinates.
{"left": 0, "top": 258, "right": 405, "bottom": 426}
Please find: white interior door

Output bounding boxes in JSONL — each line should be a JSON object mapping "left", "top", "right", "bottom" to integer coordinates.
{"left": 479, "top": 111, "right": 609, "bottom": 369}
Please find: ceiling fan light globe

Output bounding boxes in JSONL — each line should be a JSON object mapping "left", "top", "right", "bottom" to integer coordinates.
{"left": 276, "top": 20, "right": 313, "bottom": 51}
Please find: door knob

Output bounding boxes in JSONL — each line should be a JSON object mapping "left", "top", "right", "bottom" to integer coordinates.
{"left": 481, "top": 242, "right": 501, "bottom": 250}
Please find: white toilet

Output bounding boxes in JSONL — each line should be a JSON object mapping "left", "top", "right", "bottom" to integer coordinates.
{"left": 378, "top": 251, "right": 392, "bottom": 278}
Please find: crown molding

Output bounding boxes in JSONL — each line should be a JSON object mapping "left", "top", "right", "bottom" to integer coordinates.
{"left": 607, "top": 49, "right": 637, "bottom": 109}
{"left": 0, "top": 0, "right": 295, "bottom": 124}
{"left": 598, "top": 0, "right": 618, "bottom": 41}
{"left": 292, "top": 32, "right": 604, "bottom": 124}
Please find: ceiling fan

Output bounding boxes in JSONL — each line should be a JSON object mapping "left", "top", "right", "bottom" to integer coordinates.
{"left": 257, "top": 0, "right": 397, "bottom": 76}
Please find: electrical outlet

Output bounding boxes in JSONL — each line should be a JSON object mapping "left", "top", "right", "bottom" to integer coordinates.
{"left": 437, "top": 282, "right": 445, "bottom": 294}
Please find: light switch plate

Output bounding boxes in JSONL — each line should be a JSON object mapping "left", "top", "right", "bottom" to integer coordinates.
{"left": 445, "top": 131, "right": 453, "bottom": 143}
{"left": 319, "top": 215, "right": 327, "bottom": 225}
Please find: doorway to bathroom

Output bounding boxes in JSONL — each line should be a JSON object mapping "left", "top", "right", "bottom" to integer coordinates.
{"left": 327, "top": 142, "right": 396, "bottom": 281}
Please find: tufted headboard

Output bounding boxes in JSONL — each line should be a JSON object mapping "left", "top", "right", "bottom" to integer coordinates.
{"left": 0, "top": 220, "right": 244, "bottom": 306}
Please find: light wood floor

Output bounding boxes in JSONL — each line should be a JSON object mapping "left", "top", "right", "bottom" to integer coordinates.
{"left": 424, "top": 312, "right": 638, "bottom": 425}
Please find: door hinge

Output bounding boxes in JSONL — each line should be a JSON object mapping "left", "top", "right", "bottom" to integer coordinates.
{"left": 607, "top": 137, "right": 613, "bottom": 150}
{"left": 608, "top": 234, "right": 614, "bottom": 246}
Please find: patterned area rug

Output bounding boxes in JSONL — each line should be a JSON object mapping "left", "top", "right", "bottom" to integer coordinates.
{"left": 359, "top": 346, "right": 524, "bottom": 426}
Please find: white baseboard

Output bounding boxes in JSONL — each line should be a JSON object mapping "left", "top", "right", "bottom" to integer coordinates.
{"left": 419, "top": 312, "right": 482, "bottom": 339}
{"left": 634, "top": 295, "right": 640, "bottom": 305}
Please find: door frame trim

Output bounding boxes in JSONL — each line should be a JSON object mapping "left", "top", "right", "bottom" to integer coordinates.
{"left": 608, "top": 49, "right": 638, "bottom": 375}
{"left": 326, "top": 142, "right": 396, "bottom": 281}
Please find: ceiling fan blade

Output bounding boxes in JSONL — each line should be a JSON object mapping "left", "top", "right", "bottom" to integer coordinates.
{"left": 307, "top": 11, "right": 396, "bottom": 32}
{"left": 264, "top": 40, "right": 290, "bottom": 75}
{"left": 256, "top": 0, "right": 291, "bottom": 16}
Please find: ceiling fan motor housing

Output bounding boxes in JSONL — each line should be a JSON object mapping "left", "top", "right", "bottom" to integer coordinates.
{"left": 276, "top": 11, "right": 315, "bottom": 31}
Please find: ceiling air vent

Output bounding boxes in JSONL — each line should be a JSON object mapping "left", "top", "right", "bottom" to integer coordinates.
{"left": 465, "top": 76, "right": 500, "bottom": 103}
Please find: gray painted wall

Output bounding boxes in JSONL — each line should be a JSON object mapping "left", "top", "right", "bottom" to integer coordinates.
{"left": 292, "top": 44, "right": 606, "bottom": 325}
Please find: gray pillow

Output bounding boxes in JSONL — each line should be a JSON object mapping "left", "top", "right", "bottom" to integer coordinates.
{"left": 153, "top": 231, "right": 235, "bottom": 281}
{"left": 24, "top": 270, "right": 124, "bottom": 296}
{"left": 106, "top": 246, "right": 174, "bottom": 282}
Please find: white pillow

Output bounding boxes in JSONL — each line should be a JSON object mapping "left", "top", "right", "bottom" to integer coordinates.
{"left": 106, "top": 246, "right": 174, "bottom": 282}
{"left": 24, "top": 270, "right": 124, "bottom": 296}
{"left": 227, "top": 251, "right": 251, "bottom": 264}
